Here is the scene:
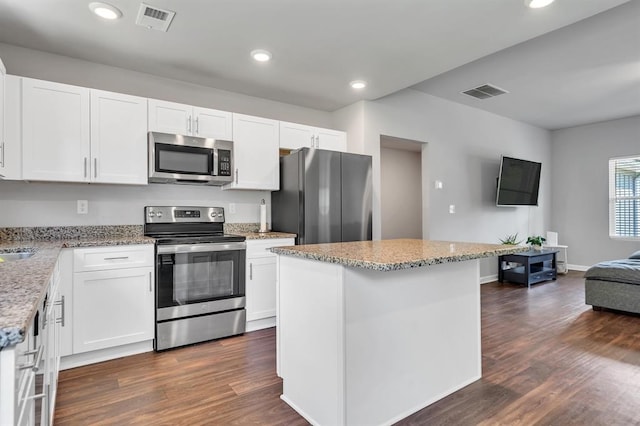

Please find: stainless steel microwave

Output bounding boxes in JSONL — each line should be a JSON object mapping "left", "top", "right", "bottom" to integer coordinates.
{"left": 148, "top": 132, "right": 233, "bottom": 185}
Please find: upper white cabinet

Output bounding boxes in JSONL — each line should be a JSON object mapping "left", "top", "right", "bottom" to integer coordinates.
{"left": 280, "top": 121, "right": 347, "bottom": 152}
{"left": 21, "top": 78, "right": 147, "bottom": 184}
{"left": 22, "top": 78, "right": 90, "bottom": 182}
{"left": 0, "top": 57, "right": 5, "bottom": 178}
{"left": 90, "top": 90, "right": 147, "bottom": 184}
{"left": 148, "top": 99, "right": 232, "bottom": 140}
{"left": 2, "top": 75, "right": 22, "bottom": 180}
{"left": 225, "top": 113, "right": 279, "bottom": 190}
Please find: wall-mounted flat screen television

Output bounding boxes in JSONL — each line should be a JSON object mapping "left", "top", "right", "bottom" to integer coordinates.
{"left": 496, "top": 156, "right": 541, "bottom": 206}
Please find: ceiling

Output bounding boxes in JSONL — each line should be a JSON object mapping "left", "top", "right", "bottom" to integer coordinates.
{"left": 0, "top": 0, "right": 637, "bottom": 130}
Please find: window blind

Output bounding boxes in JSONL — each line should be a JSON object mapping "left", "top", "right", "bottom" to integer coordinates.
{"left": 609, "top": 156, "right": 640, "bottom": 238}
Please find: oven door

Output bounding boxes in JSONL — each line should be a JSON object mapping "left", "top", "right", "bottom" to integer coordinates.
{"left": 156, "top": 242, "right": 246, "bottom": 321}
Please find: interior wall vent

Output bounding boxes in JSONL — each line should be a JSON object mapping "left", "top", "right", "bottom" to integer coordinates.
{"left": 136, "top": 3, "right": 176, "bottom": 32}
{"left": 462, "top": 84, "right": 509, "bottom": 100}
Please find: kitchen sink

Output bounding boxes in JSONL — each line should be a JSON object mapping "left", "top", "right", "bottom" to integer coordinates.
{"left": 0, "top": 250, "right": 36, "bottom": 262}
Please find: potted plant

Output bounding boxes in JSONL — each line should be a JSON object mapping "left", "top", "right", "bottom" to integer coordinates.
{"left": 526, "top": 235, "right": 546, "bottom": 251}
{"left": 499, "top": 233, "right": 522, "bottom": 245}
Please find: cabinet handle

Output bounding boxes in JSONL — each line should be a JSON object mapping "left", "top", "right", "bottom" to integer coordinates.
{"left": 235, "top": 168, "right": 238, "bottom": 183}
{"left": 103, "top": 256, "right": 129, "bottom": 261}
{"left": 250, "top": 263, "right": 253, "bottom": 280}
{"left": 0, "top": 142, "right": 4, "bottom": 167}
{"left": 149, "top": 271, "right": 153, "bottom": 292}
{"left": 94, "top": 158, "right": 98, "bottom": 178}
{"left": 84, "top": 157, "right": 88, "bottom": 178}
{"left": 54, "top": 296, "right": 65, "bottom": 327}
{"left": 316, "top": 135, "right": 320, "bottom": 147}
{"left": 18, "top": 345, "right": 44, "bottom": 371}
{"left": 187, "top": 115, "right": 192, "bottom": 133}
{"left": 195, "top": 117, "right": 199, "bottom": 134}
{"left": 310, "top": 135, "right": 315, "bottom": 148}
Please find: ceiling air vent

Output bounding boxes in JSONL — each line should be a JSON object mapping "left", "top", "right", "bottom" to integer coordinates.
{"left": 135, "top": 3, "right": 176, "bottom": 32}
{"left": 462, "top": 84, "right": 509, "bottom": 100}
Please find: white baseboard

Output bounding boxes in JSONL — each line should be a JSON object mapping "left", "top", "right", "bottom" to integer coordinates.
{"left": 60, "top": 340, "right": 153, "bottom": 370}
{"left": 568, "top": 264, "right": 589, "bottom": 272}
{"left": 480, "top": 274, "right": 498, "bottom": 284}
{"left": 246, "top": 317, "right": 276, "bottom": 332}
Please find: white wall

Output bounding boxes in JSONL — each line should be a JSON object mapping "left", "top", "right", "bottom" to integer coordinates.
{"left": 551, "top": 115, "right": 640, "bottom": 268}
{"left": 0, "top": 43, "right": 333, "bottom": 227}
{"left": 380, "top": 147, "right": 422, "bottom": 239}
{"left": 335, "top": 89, "right": 552, "bottom": 279}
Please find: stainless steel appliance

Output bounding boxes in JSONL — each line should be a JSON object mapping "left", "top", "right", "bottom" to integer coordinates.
{"left": 144, "top": 206, "right": 246, "bottom": 351}
{"left": 148, "top": 132, "right": 233, "bottom": 185}
{"left": 272, "top": 148, "right": 372, "bottom": 244}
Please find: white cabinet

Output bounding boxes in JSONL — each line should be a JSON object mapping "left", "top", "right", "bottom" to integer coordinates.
{"left": 148, "top": 98, "right": 232, "bottom": 139}
{"left": 21, "top": 78, "right": 148, "bottom": 184}
{"left": 72, "top": 245, "right": 154, "bottom": 354}
{"left": 0, "top": 57, "right": 5, "bottom": 178}
{"left": 225, "top": 113, "right": 279, "bottom": 190}
{"left": 90, "top": 90, "right": 147, "bottom": 184}
{"left": 22, "top": 78, "right": 90, "bottom": 182}
{"left": 246, "top": 238, "right": 295, "bottom": 332}
{"left": 2, "top": 75, "right": 23, "bottom": 180}
{"left": 280, "top": 121, "right": 347, "bottom": 152}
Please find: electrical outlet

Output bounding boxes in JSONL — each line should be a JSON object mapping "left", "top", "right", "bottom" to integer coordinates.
{"left": 229, "top": 203, "right": 236, "bottom": 214}
{"left": 449, "top": 204, "right": 456, "bottom": 214}
{"left": 77, "top": 200, "right": 89, "bottom": 214}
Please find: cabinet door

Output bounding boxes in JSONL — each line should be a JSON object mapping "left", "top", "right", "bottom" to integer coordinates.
{"left": 193, "top": 106, "right": 232, "bottom": 139}
{"left": 246, "top": 256, "right": 277, "bottom": 321}
{"left": 90, "top": 90, "right": 148, "bottom": 184}
{"left": 279, "top": 121, "right": 314, "bottom": 150}
{"left": 0, "top": 59, "right": 5, "bottom": 178}
{"left": 148, "top": 98, "right": 192, "bottom": 135}
{"left": 57, "top": 249, "right": 73, "bottom": 357}
{"left": 22, "top": 78, "right": 90, "bottom": 182}
{"left": 227, "top": 113, "right": 279, "bottom": 190}
{"left": 317, "top": 127, "right": 347, "bottom": 152}
{"left": 1, "top": 75, "right": 22, "bottom": 180}
{"left": 73, "top": 267, "right": 154, "bottom": 354}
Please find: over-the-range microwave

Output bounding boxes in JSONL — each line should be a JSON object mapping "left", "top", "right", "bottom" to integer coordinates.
{"left": 148, "top": 131, "right": 233, "bottom": 185}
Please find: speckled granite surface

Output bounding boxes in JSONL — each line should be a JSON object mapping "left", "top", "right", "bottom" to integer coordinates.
{"left": 224, "top": 223, "right": 296, "bottom": 240}
{"left": 0, "top": 226, "right": 154, "bottom": 348}
{"left": 271, "top": 239, "right": 528, "bottom": 271}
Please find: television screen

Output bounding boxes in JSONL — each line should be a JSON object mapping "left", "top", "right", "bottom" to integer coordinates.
{"left": 496, "top": 156, "right": 541, "bottom": 206}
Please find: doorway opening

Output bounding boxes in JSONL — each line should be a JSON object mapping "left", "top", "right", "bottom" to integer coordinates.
{"left": 380, "top": 135, "right": 425, "bottom": 239}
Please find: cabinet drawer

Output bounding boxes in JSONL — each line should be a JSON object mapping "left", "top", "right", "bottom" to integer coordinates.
{"left": 73, "top": 245, "right": 153, "bottom": 272}
{"left": 246, "top": 238, "right": 295, "bottom": 258}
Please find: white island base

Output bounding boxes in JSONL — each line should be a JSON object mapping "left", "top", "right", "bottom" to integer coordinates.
{"left": 277, "top": 255, "right": 482, "bottom": 426}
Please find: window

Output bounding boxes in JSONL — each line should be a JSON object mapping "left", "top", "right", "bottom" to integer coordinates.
{"left": 609, "top": 155, "right": 640, "bottom": 238}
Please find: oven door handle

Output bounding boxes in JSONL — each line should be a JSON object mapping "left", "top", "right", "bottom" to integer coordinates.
{"left": 157, "top": 242, "right": 246, "bottom": 254}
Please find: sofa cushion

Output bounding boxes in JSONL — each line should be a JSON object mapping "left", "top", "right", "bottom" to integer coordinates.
{"left": 585, "top": 259, "right": 640, "bottom": 286}
{"left": 629, "top": 251, "right": 640, "bottom": 259}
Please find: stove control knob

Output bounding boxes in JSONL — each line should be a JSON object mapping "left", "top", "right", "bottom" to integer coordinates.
{"left": 157, "top": 212, "right": 163, "bottom": 218}
{"left": 210, "top": 212, "right": 215, "bottom": 217}
{"left": 148, "top": 211, "right": 156, "bottom": 218}
{"left": 217, "top": 213, "right": 223, "bottom": 218}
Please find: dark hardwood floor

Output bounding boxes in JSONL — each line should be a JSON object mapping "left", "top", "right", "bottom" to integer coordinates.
{"left": 54, "top": 271, "right": 640, "bottom": 425}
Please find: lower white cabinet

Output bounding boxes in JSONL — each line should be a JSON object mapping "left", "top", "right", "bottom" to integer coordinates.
{"left": 246, "top": 238, "right": 294, "bottom": 332}
{"left": 72, "top": 245, "right": 154, "bottom": 355}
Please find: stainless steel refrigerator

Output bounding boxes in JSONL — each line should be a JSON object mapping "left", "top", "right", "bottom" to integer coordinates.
{"left": 272, "top": 148, "right": 372, "bottom": 245}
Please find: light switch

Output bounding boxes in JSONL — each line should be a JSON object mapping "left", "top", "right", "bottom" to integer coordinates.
{"left": 449, "top": 204, "right": 456, "bottom": 214}
{"left": 434, "top": 180, "right": 443, "bottom": 190}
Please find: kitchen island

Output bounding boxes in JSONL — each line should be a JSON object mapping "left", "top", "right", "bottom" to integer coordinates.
{"left": 272, "top": 239, "right": 526, "bottom": 426}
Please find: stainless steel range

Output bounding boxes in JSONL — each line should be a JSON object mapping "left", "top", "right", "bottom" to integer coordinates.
{"left": 144, "top": 206, "right": 246, "bottom": 351}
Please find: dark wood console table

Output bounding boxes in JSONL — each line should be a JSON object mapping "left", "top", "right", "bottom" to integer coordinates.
{"left": 498, "top": 249, "right": 558, "bottom": 289}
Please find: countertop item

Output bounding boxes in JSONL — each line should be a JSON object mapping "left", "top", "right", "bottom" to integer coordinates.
{"left": 0, "top": 233, "right": 154, "bottom": 348}
{"left": 271, "top": 239, "right": 528, "bottom": 271}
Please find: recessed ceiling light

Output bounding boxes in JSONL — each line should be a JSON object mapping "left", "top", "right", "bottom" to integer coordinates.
{"left": 350, "top": 80, "right": 367, "bottom": 90}
{"left": 525, "top": 0, "right": 555, "bottom": 8}
{"left": 89, "top": 2, "right": 123, "bottom": 20}
{"left": 251, "top": 49, "right": 272, "bottom": 62}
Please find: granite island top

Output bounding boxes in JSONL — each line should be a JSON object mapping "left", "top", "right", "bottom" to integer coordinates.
{"left": 271, "top": 239, "right": 528, "bottom": 271}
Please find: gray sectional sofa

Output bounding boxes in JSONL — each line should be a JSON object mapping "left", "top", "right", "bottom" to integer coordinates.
{"left": 585, "top": 251, "right": 640, "bottom": 314}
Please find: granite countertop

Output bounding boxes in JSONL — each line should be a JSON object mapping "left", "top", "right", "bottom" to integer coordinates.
{"left": 236, "top": 231, "right": 297, "bottom": 240}
{"left": 0, "top": 227, "right": 154, "bottom": 348}
{"left": 271, "top": 239, "right": 528, "bottom": 271}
